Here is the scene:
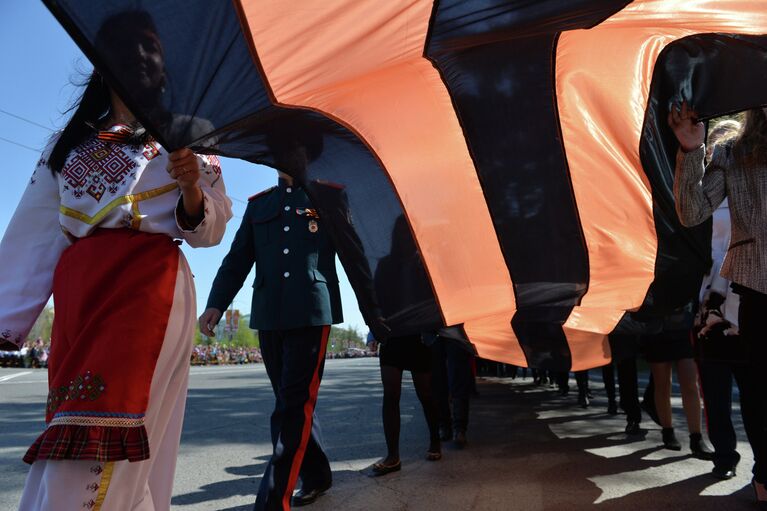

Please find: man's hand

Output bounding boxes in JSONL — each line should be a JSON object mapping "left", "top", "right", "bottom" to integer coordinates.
{"left": 667, "top": 101, "right": 705, "bottom": 153}
{"left": 199, "top": 307, "right": 222, "bottom": 337}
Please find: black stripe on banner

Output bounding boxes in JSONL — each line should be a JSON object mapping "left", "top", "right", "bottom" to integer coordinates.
{"left": 425, "top": 0, "right": 629, "bottom": 370}
{"left": 624, "top": 33, "right": 767, "bottom": 329}
{"left": 42, "top": 0, "right": 444, "bottom": 337}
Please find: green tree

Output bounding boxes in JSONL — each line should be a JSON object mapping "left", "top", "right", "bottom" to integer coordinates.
{"left": 232, "top": 318, "right": 259, "bottom": 347}
{"left": 193, "top": 324, "right": 206, "bottom": 345}
{"left": 327, "top": 325, "right": 364, "bottom": 354}
{"left": 27, "top": 306, "right": 54, "bottom": 342}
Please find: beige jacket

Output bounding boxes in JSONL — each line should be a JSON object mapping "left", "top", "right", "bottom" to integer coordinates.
{"left": 674, "top": 143, "right": 767, "bottom": 295}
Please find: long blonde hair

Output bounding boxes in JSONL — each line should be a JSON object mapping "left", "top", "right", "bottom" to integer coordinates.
{"left": 733, "top": 108, "right": 767, "bottom": 166}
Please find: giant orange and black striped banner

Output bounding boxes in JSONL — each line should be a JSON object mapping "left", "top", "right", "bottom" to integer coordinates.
{"left": 44, "top": 0, "right": 767, "bottom": 370}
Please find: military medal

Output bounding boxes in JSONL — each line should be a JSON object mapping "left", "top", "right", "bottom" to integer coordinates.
{"left": 308, "top": 220, "right": 319, "bottom": 233}
{"left": 296, "top": 208, "right": 320, "bottom": 219}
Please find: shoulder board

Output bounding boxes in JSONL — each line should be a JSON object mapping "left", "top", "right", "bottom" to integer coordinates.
{"left": 248, "top": 186, "right": 277, "bottom": 201}
{"left": 313, "top": 179, "right": 345, "bottom": 190}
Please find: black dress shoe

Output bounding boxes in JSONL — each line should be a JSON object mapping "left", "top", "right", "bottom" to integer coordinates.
{"left": 711, "top": 465, "right": 737, "bottom": 480}
{"left": 291, "top": 483, "right": 331, "bottom": 507}
{"left": 577, "top": 393, "right": 590, "bottom": 408}
{"left": 607, "top": 401, "right": 619, "bottom": 415}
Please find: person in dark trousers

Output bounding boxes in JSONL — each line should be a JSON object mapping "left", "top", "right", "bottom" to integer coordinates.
{"left": 601, "top": 364, "right": 619, "bottom": 415}
{"left": 431, "top": 333, "right": 474, "bottom": 448}
{"left": 200, "top": 128, "right": 341, "bottom": 510}
{"left": 555, "top": 370, "right": 591, "bottom": 407}
{"left": 605, "top": 334, "right": 646, "bottom": 435}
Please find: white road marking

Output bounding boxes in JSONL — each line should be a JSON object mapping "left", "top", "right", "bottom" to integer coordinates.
{"left": 0, "top": 372, "right": 31, "bottom": 383}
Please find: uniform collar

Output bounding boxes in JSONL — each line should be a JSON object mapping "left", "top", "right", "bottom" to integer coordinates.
{"left": 278, "top": 177, "right": 302, "bottom": 190}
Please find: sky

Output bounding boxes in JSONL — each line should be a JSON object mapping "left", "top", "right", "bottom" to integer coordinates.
{"left": 0, "top": 1, "right": 366, "bottom": 332}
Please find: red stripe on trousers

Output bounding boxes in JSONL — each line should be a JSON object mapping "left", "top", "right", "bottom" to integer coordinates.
{"left": 281, "top": 325, "right": 330, "bottom": 510}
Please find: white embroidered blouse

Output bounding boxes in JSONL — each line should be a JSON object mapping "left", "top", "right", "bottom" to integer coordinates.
{"left": 0, "top": 130, "right": 233, "bottom": 348}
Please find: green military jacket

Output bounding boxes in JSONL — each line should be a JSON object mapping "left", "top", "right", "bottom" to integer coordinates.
{"left": 206, "top": 180, "right": 343, "bottom": 330}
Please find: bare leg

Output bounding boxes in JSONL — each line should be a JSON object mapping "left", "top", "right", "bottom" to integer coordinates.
{"left": 412, "top": 371, "right": 441, "bottom": 455}
{"left": 677, "top": 358, "right": 702, "bottom": 434}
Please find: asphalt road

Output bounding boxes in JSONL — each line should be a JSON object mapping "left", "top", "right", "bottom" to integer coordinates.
{"left": 0, "top": 359, "right": 756, "bottom": 510}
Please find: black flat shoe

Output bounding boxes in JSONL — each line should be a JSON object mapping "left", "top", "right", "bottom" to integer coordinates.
{"left": 371, "top": 460, "right": 401, "bottom": 477}
{"left": 711, "top": 465, "right": 737, "bottom": 480}
{"left": 291, "top": 483, "right": 332, "bottom": 507}
{"left": 426, "top": 450, "right": 442, "bottom": 461}
{"left": 607, "top": 401, "right": 619, "bottom": 415}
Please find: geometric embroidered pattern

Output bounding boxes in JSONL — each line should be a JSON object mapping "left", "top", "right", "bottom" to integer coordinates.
{"left": 1, "top": 327, "right": 24, "bottom": 348}
{"left": 47, "top": 370, "right": 106, "bottom": 414}
{"left": 62, "top": 136, "right": 137, "bottom": 202}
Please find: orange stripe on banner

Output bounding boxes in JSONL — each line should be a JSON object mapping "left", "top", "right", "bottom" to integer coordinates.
{"left": 239, "top": 0, "right": 516, "bottom": 329}
{"left": 557, "top": 0, "right": 767, "bottom": 367}
{"left": 282, "top": 325, "right": 330, "bottom": 510}
{"left": 463, "top": 315, "right": 527, "bottom": 367}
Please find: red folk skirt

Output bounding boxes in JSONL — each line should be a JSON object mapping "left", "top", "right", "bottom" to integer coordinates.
{"left": 24, "top": 228, "right": 179, "bottom": 464}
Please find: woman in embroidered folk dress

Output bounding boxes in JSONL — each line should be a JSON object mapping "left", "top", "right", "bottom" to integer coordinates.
{"left": 0, "top": 16, "right": 232, "bottom": 511}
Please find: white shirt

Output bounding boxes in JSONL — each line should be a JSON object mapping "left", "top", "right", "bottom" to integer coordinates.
{"left": 0, "top": 133, "right": 233, "bottom": 347}
{"left": 699, "top": 199, "right": 739, "bottom": 327}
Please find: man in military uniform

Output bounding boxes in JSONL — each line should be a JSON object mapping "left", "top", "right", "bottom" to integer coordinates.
{"left": 199, "top": 129, "right": 342, "bottom": 510}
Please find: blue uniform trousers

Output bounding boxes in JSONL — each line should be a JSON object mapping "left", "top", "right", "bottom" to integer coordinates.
{"left": 255, "top": 326, "right": 332, "bottom": 511}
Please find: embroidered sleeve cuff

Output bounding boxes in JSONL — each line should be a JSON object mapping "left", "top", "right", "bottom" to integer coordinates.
{"left": 175, "top": 191, "right": 209, "bottom": 233}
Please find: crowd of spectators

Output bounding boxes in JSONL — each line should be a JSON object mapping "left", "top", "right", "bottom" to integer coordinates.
{"left": 191, "top": 343, "right": 263, "bottom": 365}
{"left": 0, "top": 339, "right": 49, "bottom": 368}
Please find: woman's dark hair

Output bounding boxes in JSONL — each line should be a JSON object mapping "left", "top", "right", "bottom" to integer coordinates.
{"left": 47, "top": 72, "right": 151, "bottom": 174}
